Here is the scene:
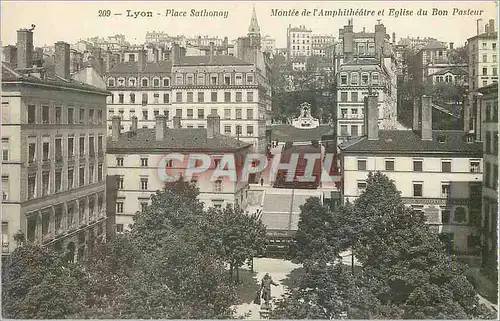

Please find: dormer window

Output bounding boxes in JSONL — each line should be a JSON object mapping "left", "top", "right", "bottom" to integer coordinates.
{"left": 246, "top": 73, "right": 254, "bottom": 84}
{"left": 438, "top": 135, "right": 447, "bottom": 143}
{"left": 176, "top": 74, "right": 184, "bottom": 85}
{"left": 163, "top": 77, "right": 170, "bottom": 87}
{"left": 153, "top": 78, "right": 160, "bottom": 87}
{"left": 141, "top": 78, "right": 149, "bottom": 87}
{"left": 107, "top": 78, "right": 115, "bottom": 87}
{"left": 129, "top": 78, "right": 136, "bottom": 87}
{"left": 117, "top": 78, "right": 125, "bottom": 87}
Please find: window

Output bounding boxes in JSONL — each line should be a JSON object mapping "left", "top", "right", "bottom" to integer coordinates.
{"left": 42, "top": 142, "right": 50, "bottom": 161}
{"left": 340, "top": 74, "right": 347, "bottom": 85}
{"left": 341, "top": 108, "right": 347, "bottom": 118}
{"left": 116, "top": 157, "right": 124, "bottom": 167}
{"left": 385, "top": 159, "right": 395, "bottom": 171}
{"left": 28, "top": 174, "right": 36, "bottom": 199}
{"left": 142, "top": 93, "right": 148, "bottom": 105}
{"left": 55, "top": 138, "right": 63, "bottom": 160}
{"left": 441, "top": 160, "right": 451, "bottom": 172}
{"left": 175, "top": 109, "right": 182, "bottom": 117}
{"left": 142, "top": 78, "right": 149, "bottom": 87}
{"left": 187, "top": 92, "right": 193, "bottom": 103}
{"left": 470, "top": 160, "right": 481, "bottom": 173}
{"left": 351, "top": 92, "right": 358, "bottom": 102}
{"left": 350, "top": 73, "right": 358, "bottom": 85}
{"left": 224, "top": 92, "right": 231, "bottom": 102}
{"left": 68, "top": 108, "right": 74, "bottom": 124}
{"left": 493, "top": 43, "right": 497, "bottom": 50}
{"left": 42, "top": 106, "right": 50, "bottom": 123}
{"left": 371, "top": 73, "right": 379, "bottom": 84}
{"left": 361, "top": 74, "right": 369, "bottom": 85}
{"left": 211, "top": 92, "right": 218, "bottom": 102}
{"left": 485, "top": 132, "right": 491, "bottom": 154}
{"left": 1, "top": 138, "right": 8, "bottom": 161}
{"left": 493, "top": 55, "right": 497, "bottom": 63}
{"left": 153, "top": 78, "right": 160, "bottom": 87}
{"left": 140, "top": 177, "right": 148, "bottom": 190}
{"left": 235, "top": 92, "right": 242, "bottom": 102}
{"left": 79, "top": 167, "right": 85, "bottom": 187}
{"left": 161, "top": 93, "right": 169, "bottom": 103}
{"left": 236, "top": 109, "right": 242, "bottom": 119}
{"left": 42, "top": 171, "right": 50, "bottom": 195}
{"left": 351, "top": 125, "right": 358, "bottom": 137}
{"left": 117, "top": 176, "right": 124, "bottom": 189}
{"left": 210, "top": 109, "right": 217, "bottom": 116}
{"left": 494, "top": 131, "right": 498, "bottom": 154}
{"left": 247, "top": 126, "right": 254, "bottom": 136}
{"left": 54, "top": 170, "right": 62, "bottom": 193}
{"left": 482, "top": 67, "right": 487, "bottom": 76}
{"left": 236, "top": 125, "right": 242, "bottom": 135}
{"left": 116, "top": 202, "right": 124, "bottom": 214}
{"left": 483, "top": 54, "right": 488, "bottom": 63}
{"left": 198, "top": 92, "right": 204, "bottom": 102}
{"left": 441, "top": 207, "right": 451, "bottom": 223}
{"left": 198, "top": 109, "right": 204, "bottom": 119}
{"left": 247, "top": 109, "right": 254, "bottom": 120}
{"left": 68, "top": 168, "right": 74, "bottom": 189}
{"left": 247, "top": 92, "right": 254, "bottom": 102}
{"left": 224, "top": 126, "right": 231, "bottom": 134}
{"left": 98, "top": 164, "right": 103, "bottom": 181}
{"left": 493, "top": 68, "right": 498, "bottom": 76}
{"left": 141, "top": 158, "right": 148, "bottom": 167}
{"left": 176, "top": 92, "right": 182, "bottom": 103}
{"left": 246, "top": 74, "right": 254, "bottom": 84}
{"left": 224, "top": 75, "right": 231, "bottom": 85}
{"left": 441, "top": 183, "right": 450, "bottom": 198}
{"left": 340, "top": 125, "right": 348, "bottom": 135}
{"left": 224, "top": 109, "right": 231, "bottom": 119}
{"left": 197, "top": 74, "right": 205, "bottom": 85}
{"left": 118, "top": 94, "right": 124, "bottom": 104}
{"left": 162, "top": 78, "right": 170, "bottom": 86}
{"left": 2, "top": 176, "right": 9, "bottom": 200}
{"left": 413, "top": 182, "right": 423, "bottom": 197}
{"left": 164, "top": 110, "right": 169, "bottom": 118}
{"left": 454, "top": 207, "right": 467, "bottom": 223}
{"left": 340, "top": 92, "right": 348, "bottom": 102}
{"left": 55, "top": 107, "right": 62, "bottom": 124}
{"left": 357, "top": 159, "right": 367, "bottom": 170}
{"left": 108, "top": 78, "right": 115, "bottom": 87}
{"left": 140, "top": 202, "right": 148, "bottom": 212}
{"left": 235, "top": 74, "right": 242, "bottom": 85}
{"left": 214, "top": 180, "right": 222, "bottom": 192}
{"left": 413, "top": 160, "right": 423, "bottom": 172}
{"left": 187, "top": 109, "right": 193, "bottom": 119}
{"left": 357, "top": 181, "right": 367, "bottom": 195}
{"left": 79, "top": 108, "right": 85, "bottom": 124}
{"left": 210, "top": 75, "right": 218, "bottom": 85}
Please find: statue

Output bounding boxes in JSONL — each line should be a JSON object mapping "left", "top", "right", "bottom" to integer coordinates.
{"left": 260, "top": 273, "right": 278, "bottom": 306}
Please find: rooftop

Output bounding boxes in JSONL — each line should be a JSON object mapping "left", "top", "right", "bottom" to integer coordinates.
{"left": 107, "top": 61, "right": 172, "bottom": 74}
{"left": 2, "top": 62, "right": 110, "bottom": 95}
{"left": 270, "top": 124, "right": 334, "bottom": 142}
{"left": 429, "top": 66, "right": 468, "bottom": 76}
{"left": 107, "top": 127, "right": 251, "bottom": 153}
{"left": 421, "top": 40, "right": 448, "bottom": 50}
{"left": 340, "top": 130, "right": 482, "bottom": 155}
{"left": 174, "top": 55, "right": 251, "bottom": 66}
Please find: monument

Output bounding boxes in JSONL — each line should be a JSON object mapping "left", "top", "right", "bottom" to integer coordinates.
{"left": 291, "top": 102, "right": 320, "bottom": 129}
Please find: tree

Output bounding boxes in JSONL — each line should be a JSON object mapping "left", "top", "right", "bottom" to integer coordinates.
{"left": 203, "top": 204, "right": 267, "bottom": 283}
{"left": 447, "top": 46, "right": 468, "bottom": 65}
{"left": 2, "top": 245, "right": 87, "bottom": 319}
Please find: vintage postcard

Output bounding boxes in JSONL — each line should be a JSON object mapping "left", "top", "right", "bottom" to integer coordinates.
{"left": 1, "top": 0, "right": 498, "bottom": 319}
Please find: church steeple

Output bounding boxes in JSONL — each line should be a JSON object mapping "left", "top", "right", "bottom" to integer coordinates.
{"left": 248, "top": 5, "right": 260, "bottom": 34}
{"left": 248, "top": 5, "right": 261, "bottom": 48}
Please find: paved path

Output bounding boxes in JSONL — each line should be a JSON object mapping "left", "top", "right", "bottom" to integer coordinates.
{"left": 234, "top": 258, "right": 301, "bottom": 319}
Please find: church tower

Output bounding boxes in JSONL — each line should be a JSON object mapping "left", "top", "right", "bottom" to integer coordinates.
{"left": 247, "top": 5, "right": 261, "bottom": 49}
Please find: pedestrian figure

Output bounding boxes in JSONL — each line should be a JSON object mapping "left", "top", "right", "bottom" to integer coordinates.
{"left": 260, "top": 273, "right": 278, "bottom": 306}
{"left": 260, "top": 177, "right": 264, "bottom": 186}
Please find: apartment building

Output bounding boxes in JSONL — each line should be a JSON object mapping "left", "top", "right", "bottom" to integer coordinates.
{"left": 478, "top": 83, "right": 498, "bottom": 277}
{"left": 340, "top": 95, "right": 483, "bottom": 253}
{"left": 336, "top": 57, "right": 398, "bottom": 146}
{"left": 286, "top": 25, "right": 312, "bottom": 59}
{"left": 1, "top": 29, "right": 109, "bottom": 261}
{"left": 104, "top": 50, "right": 172, "bottom": 132}
{"left": 106, "top": 115, "right": 252, "bottom": 233}
{"left": 311, "top": 34, "right": 335, "bottom": 57}
{"left": 170, "top": 42, "right": 269, "bottom": 152}
{"left": 261, "top": 35, "right": 276, "bottom": 54}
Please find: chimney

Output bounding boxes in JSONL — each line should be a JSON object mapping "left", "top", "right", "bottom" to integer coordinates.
{"left": 449, "top": 42, "right": 454, "bottom": 50}
{"left": 155, "top": 115, "right": 166, "bottom": 141}
{"left": 16, "top": 28, "right": 34, "bottom": 69}
{"left": 111, "top": 115, "right": 121, "bottom": 141}
{"left": 130, "top": 116, "right": 138, "bottom": 133}
{"left": 172, "top": 116, "right": 181, "bottom": 129}
{"left": 55, "top": 41, "right": 70, "bottom": 79}
{"left": 171, "top": 43, "right": 180, "bottom": 65}
{"left": 477, "top": 19, "right": 483, "bottom": 35}
{"left": 421, "top": 95, "right": 433, "bottom": 140}
{"left": 105, "top": 50, "right": 112, "bottom": 72}
{"left": 364, "top": 94, "right": 379, "bottom": 140}
{"left": 3, "top": 45, "right": 17, "bottom": 66}
{"left": 209, "top": 42, "right": 215, "bottom": 63}
{"left": 137, "top": 49, "right": 146, "bottom": 72}
{"left": 392, "top": 32, "right": 396, "bottom": 44}
{"left": 413, "top": 97, "right": 420, "bottom": 131}
{"left": 207, "top": 114, "right": 220, "bottom": 139}
{"left": 489, "top": 19, "right": 495, "bottom": 33}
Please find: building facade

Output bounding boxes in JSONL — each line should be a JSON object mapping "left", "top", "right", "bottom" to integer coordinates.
{"left": 340, "top": 95, "right": 483, "bottom": 254}
{"left": 311, "top": 34, "right": 335, "bottom": 57}
{"left": 286, "top": 25, "right": 312, "bottom": 59}
{"left": 478, "top": 83, "right": 498, "bottom": 277}
{"left": 1, "top": 29, "right": 109, "bottom": 261}
{"left": 106, "top": 115, "right": 252, "bottom": 233}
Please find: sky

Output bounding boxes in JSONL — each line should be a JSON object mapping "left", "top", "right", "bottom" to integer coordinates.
{"left": 1, "top": 1, "right": 498, "bottom": 48}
